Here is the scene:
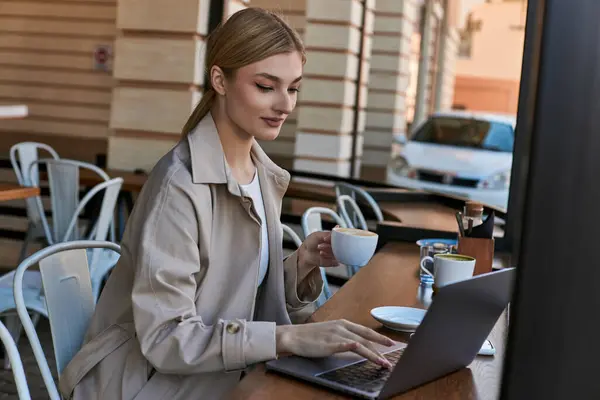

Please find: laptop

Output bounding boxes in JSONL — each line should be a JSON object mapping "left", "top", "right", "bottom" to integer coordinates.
{"left": 266, "top": 267, "right": 515, "bottom": 399}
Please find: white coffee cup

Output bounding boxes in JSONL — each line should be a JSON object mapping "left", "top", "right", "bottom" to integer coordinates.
{"left": 420, "top": 253, "right": 476, "bottom": 288}
{"left": 331, "top": 227, "right": 379, "bottom": 267}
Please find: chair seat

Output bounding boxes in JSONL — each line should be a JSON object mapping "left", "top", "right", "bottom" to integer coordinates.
{"left": 0, "top": 286, "right": 47, "bottom": 317}
{"left": 0, "top": 270, "right": 42, "bottom": 291}
{"left": 0, "top": 248, "right": 118, "bottom": 311}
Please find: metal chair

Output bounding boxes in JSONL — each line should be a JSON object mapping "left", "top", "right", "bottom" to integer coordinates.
{"left": 336, "top": 194, "right": 369, "bottom": 231}
{"left": 0, "top": 160, "right": 122, "bottom": 368}
{"left": 282, "top": 224, "right": 302, "bottom": 248}
{"left": 14, "top": 241, "right": 121, "bottom": 400}
{"left": 0, "top": 320, "right": 31, "bottom": 399}
{"left": 24, "top": 159, "right": 123, "bottom": 300}
{"left": 301, "top": 207, "right": 348, "bottom": 307}
{"left": 334, "top": 182, "right": 384, "bottom": 226}
{"left": 27, "top": 159, "right": 117, "bottom": 244}
{"left": 9, "top": 142, "right": 60, "bottom": 262}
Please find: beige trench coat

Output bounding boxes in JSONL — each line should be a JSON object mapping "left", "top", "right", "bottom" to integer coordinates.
{"left": 58, "top": 113, "right": 323, "bottom": 400}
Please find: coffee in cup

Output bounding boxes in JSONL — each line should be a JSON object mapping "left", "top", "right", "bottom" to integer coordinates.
{"left": 333, "top": 227, "right": 377, "bottom": 237}
{"left": 420, "top": 253, "right": 475, "bottom": 291}
{"left": 331, "top": 227, "right": 378, "bottom": 267}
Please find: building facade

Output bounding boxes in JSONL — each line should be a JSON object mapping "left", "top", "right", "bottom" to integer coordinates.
{"left": 453, "top": 0, "right": 527, "bottom": 114}
{"left": 0, "top": 0, "right": 462, "bottom": 180}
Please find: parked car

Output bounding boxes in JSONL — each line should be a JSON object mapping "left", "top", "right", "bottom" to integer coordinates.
{"left": 386, "top": 111, "right": 516, "bottom": 210}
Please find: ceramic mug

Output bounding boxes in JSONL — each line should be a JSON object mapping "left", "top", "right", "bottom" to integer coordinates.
{"left": 419, "top": 242, "right": 451, "bottom": 276}
{"left": 420, "top": 253, "right": 476, "bottom": 288}
{"left": 331, "top": 227, "right": 379, "bottom": 267}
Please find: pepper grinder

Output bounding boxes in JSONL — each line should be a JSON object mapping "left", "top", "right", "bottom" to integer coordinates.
{"left": 462, "top": 201, "right": 484, "bottom": 236}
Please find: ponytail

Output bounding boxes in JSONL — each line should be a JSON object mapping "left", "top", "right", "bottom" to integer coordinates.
{"left": 181, "top": 87, "right": 217, "bottom": 137}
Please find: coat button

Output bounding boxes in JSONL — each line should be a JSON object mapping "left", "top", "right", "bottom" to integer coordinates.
{"left": 226, "top": 322, "right": 240, "bottom": 334}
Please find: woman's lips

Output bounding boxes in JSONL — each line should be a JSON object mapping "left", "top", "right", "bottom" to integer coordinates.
{"left": 261, "top": 117, "right": 284, "bottom": 127}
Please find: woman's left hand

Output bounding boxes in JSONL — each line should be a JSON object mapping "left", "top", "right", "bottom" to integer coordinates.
{"left": 297, "top": 231, "right": 339, "bottom": 282}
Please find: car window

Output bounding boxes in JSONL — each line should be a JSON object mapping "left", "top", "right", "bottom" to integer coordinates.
{"left": 411, "top": 116, "right": 514, "bottom": 152}
{"left": 482, "top": 123, "right": 514, "bottom": 152}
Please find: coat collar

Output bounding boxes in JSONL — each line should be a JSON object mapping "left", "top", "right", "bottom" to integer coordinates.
{"left": 186, "top": 112, "right": 290, "bottom": 197}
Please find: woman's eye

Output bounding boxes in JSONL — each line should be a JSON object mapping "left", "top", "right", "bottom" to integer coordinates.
{"left": 256, "top": 84, "right": 273, "bottom": 92}
{"left": 288, "top": 88, "right": 300, "bottom": 93}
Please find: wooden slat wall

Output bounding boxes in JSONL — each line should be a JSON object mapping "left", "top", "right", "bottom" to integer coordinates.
{"left": 107, "top": 0, "right": 210, "bottom": 171}
{"left": 0, "top": 0, "right": 117, "bottom": 158}
{"left": 0, "top": 0, "right": 117, "bottom": 267}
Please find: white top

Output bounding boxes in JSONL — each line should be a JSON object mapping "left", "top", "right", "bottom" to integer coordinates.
{"left": 240, "top": 172, "right": 269, "bottom": 287}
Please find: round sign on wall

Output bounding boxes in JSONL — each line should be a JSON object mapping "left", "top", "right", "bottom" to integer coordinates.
{"left": 93, "top": 45, "right": 112, "bottom": 72}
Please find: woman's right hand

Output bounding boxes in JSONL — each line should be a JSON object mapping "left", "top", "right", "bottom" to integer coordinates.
{"left": 275, "top": 320, "right": 395, "bottom": 369}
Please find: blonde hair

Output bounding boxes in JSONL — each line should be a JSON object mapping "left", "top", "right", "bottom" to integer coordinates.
{"left": 181, "top": 7, "right": 305, "bottom": 137}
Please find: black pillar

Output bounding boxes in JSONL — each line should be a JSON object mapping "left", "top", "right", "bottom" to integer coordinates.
{"left": 502, "top": 0, "right": 600, "bottom": 399}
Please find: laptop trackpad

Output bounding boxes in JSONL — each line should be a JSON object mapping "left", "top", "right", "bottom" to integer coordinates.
{"left": 266, "top": 341, "right": 405, "bottom": 377}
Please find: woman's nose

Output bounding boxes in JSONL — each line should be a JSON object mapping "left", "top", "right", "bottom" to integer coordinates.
{"left": 275, "top": 92, "right": 295, "bottom": 115}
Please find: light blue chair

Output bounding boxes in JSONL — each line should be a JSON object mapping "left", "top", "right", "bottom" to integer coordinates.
{"left": 334, "top": 182, "right": 384, "bottom": 226}
{"left": 0, "top": 320, "right": 31, "bottom": 399}
{"left": 301, "top": 207, "right": 348, "bottom": 308}
{"left": 9, "top": 142, "right": 60, "bottom": 263}
{"left": 336, "top": 194, "right": 368, "bottom": 231}
{"left": 7, "top": 159, "right": 124, "bottom": 302}
{"left": 282, "top": 224, "right": 302, "bottom": 249}
{"left": 0, "top": 159, "right": 122, "bottom": 369}
{"left": 14, "top": 241, "right": 121, "bottom": 400}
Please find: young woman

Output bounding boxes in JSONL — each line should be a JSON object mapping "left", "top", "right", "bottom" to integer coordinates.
{"left": 59, "top": 8, "right": 394, "bottom": 400}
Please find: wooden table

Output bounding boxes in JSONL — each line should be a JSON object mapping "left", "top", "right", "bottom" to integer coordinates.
{"left": 76, "top": 171, "right": 476, "bottom": 240}
{"left": 230, "top": 242, "right": 508, "bottom": 399}
{"left": 379, "top": 202, "right": 459, "bottom": 232}
{"left": 0, "top": 184, "right": 39, "bottom": 202}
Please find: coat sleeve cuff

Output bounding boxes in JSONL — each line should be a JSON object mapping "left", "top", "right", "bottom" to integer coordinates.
{"left": 283, "top": 251, "right": 324, "bottom": 311}
{"left": 222, "top": 320, "right": 276, "bottom": 372}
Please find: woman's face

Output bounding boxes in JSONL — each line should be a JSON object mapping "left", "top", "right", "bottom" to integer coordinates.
{"left": 220, "top": 51, "right": 303, "bottom": 141}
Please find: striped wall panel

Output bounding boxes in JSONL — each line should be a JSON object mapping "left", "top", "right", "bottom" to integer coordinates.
{"left": 293, "top": 0, "right": 375, "bottom": 178}
{"left": 361, "top": 0, "right": 418, "bottom": 180}
{"left": 107, "top": 0, "right": 210, "bottom": 171}
{"left": 0, "top": 0, "right": 116, "bottom": 159}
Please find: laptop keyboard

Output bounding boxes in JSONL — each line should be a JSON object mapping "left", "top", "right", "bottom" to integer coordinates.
{"left": 317, "top": 348, "right": 405, "bottom": 393}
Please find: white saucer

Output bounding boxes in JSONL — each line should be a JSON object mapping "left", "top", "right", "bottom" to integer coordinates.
{"left": 370, "top": 306, "right": 427, "bottom": 332}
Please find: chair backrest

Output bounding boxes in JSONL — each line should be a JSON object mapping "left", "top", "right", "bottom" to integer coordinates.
{"left": 10, "top": 142, "right": 59, "bottom": 226}
{"left": 282, "top": 224, "right": 302, "bottom": 248}
{"left": 14, "top": 240, "right": 121, "bottom": 400}
{"left": 336, "top": 194, "right": 368, "bottom": 231}
{"left": 28, "top": 159, "right": 120, "bottom": 246}
{"left": 301, "top": 207, "right": 347, "bottom": 237}
{"left": 334, "top": 182, "right": 384, "bottom": 223}
{"left": 0, "top": 321, "right": 31, "bottom": 399}
{"left": 74, "top": 178, "right": 123, "bottom": 269}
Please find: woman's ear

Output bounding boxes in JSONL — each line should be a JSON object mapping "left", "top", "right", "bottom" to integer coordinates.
{"left": 210, "top": 65, "right": 227, "bottom": 96}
